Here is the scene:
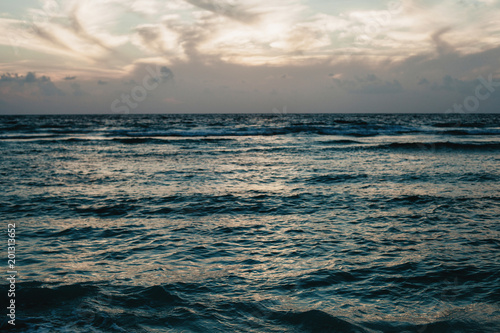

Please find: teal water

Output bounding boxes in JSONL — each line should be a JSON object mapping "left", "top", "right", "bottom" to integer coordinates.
{"left": 1, "top": 114, "right": 499, "bottom": 332}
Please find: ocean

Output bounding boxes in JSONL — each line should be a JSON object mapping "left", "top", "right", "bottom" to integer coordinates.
{"left": 1, "top": 113, "right": 499, "bottom": 332}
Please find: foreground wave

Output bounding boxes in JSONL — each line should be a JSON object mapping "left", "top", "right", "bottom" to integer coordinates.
{"left": 3, "top": 281, "right": 499, "bottom": 332}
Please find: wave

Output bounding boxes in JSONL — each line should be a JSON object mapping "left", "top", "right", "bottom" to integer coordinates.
{"left": 3, "top": 273, "right": 499, "bottom": 332}
{"left": 0, "top": 134, "right": 65, "bottom": 140}
{"left": 0, "top": 282, "right": 188, "bottom": 332}
{"left": 107, "top": 126, "right": 499, "bottom": 138}
{"left": 273, "top": 309, "right": 369, "bottom": 332}
{"left": 441, "top": 129, "right": 500, "bottom": 136}
{"left": 317, "top": 139, "right": 362, "bottom": 145}
{"left": 269, "top": 308, "right": 500, "bottom": 333}
{"left": 112, "top": 137, "right": 236, "bottom": 144}
{"left": 2, "top": 125, "right": 499, "bottom": 141}
{"left": 104, "top": 125, "right": 423, "bottom": 137}
{"left": 432, "top": 121, "right": 491, "bottom": 128}
{"left": 304, "top": 174, "right": 368, "bottom": 183}
{"left": 376, "top": 142, "right": 500, "bottom": 151}
{"left": 364, "top": 319, "right": 500, "bottom": 333}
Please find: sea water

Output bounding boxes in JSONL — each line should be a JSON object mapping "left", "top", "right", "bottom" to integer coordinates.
{"left": 0, "top": 113, "right": 499, "bottom": 332}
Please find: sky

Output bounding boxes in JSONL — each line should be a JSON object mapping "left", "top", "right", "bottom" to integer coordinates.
{"left": 0, "top": 0, "right": 499, "bottom": 114}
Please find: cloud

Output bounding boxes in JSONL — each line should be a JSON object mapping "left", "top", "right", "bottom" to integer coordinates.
{"left": 29, "top": 23, "right": 73, "bottom": 53}
{"left": 183, "top": 0, "right": 262, "bottom": 23}
{"left": 0, "top": 1, "right": 129, "bottom": 64}
{"left": 1, "top": 72, "right": 50, "bottom": 84}
{"left": 3, "top": 0, "right": 499, "bottom": 69}
{"left": 161, "top": 16, "right": 217, "bottom": 62}
{"left": 128, "top": 0, "right": 331, "bottom": 64}
{"left": 124, "top": 61, "right": 174, "bottom": 80}
{"left": 0, "top": 72, "right": 65, "bottom": 97}
{"left": 333, "top": 74, "right": 403, "bottom": 94}
{"left": 1, "top": 0, "right": 500, "bottom": 114}
{"left": 70, "top": 82, "right": 88, "bottom": 96}
{"left": 25, "top": 72, "right": 38, "bottom": 83}
{"left": 40, "top": 80, "right": 65, "bottom": 96}
{"left": 418, "top": 78, "right": 429, "bottom": 85}
{"left": 132, "top": 24, "right": 180, "bottom": 57}
{"left": 431, "top": 27, "right": 455, "bottom": 56}
{"left": 430, "top": 75, "right": 477, "bottom": 94}
{"left": 126, "top": 0, "right": 161, "bottom": 16}
{"left": 66, "top": 3, "right": 119, "bottom": 54}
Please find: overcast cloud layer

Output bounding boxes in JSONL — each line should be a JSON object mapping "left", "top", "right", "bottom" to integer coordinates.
{"left": 0, "top": 0, "right": 499, "bottom": 114}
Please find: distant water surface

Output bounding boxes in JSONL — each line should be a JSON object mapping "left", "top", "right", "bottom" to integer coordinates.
{"left": 1, "top": 113, "right": 499, "bottom": 332}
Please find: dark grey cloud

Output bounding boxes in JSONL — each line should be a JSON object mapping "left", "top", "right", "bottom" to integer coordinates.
{"left": 159, "top": 66, "right": 174, "bottom": 79}
{"left": 134, "top": 21, "right": 215, "bottom": 62}
{"left": 430, "top": 75, "right": 477, "bottom": 94}
{"left": 134, "top": 25, "right": 170, "bottom": 55}
{"left": 123, "top": 79, "right": 138, "bottom": 86}
{"left": 432, "top": 27, "right": 455, "bottom": 56}
{"left": 162, "top": 20, "right": 213, "bottom": 61}
{"left": 0, "top": 72, "right": 50, "bottom": 85}
{"left": 30, "top": 23, "right": 72, "bottom": 52}
{"left": 65, "top": 76, "right": 77, "bottom": 80}
{"left": 457, "top": 0, "right": 488, "bottom": 8}
{"left": 127, "top": 63, "right": 174, "bottom": 83}
{"left": 0, "top": 73, "right": 20, "bottom": 82}
{"left": 135, "top": 25, "right": 160, "bottom": 43}
{"left": 184, "top": 0, "right": 261, "bottom": 23}
{"left": 0, "top": 72, "right": 64, "bottom": 96}
{"left": 98, "top": 80, "right": 107, "bottom": 85}
{"left": 39, "top": 80, "right": 65, "bottom": 96}
{"left": 25, "top": 72, "right": 37, "bottom": 83}
{"left": 70, "top": 83, "right": 88, "bottom": 96}
{"left": 418, "top": 78, "right": 430, "bottom": 85}
{"left": 333, "top": 74, "right": 403, "bottom": 94}
{"left": 395, "top": 42, "right": 500, "bottom": 85}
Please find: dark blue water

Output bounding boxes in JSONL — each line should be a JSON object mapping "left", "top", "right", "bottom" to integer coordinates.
{"left": 1, "top": 114, "right": 499, "bottom": 332}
